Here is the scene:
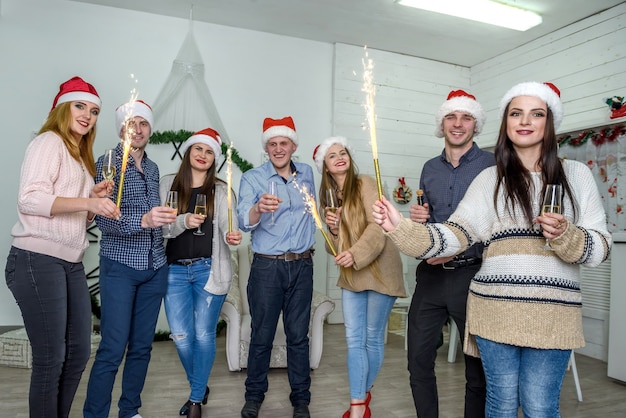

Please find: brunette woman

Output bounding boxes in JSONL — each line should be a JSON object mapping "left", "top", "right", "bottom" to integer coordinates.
{"left": 159, "top": 128, "right": 242, "bottom": 418}
{"left": 373, "top": 82, "right": 611, "bottom": 417}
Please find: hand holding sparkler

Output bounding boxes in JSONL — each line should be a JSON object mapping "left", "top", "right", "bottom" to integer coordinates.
{"left": 372, "top": 195, "right": 402, "bottom": 232}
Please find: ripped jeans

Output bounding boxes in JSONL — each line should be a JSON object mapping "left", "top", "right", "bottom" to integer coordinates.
{"left": 164, "top": 259, "right": 226, "bottom": 403}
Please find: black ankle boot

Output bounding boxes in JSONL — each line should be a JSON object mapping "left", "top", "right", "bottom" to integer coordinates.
{"left": 180, "top": 387, "right": 210, "bottom": 415}
{"left": 188, "top": 401, "right": 201, "bottom": 418}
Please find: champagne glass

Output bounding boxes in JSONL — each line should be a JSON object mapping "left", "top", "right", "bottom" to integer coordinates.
{"left": 540, "top": 184, "right": 563, "bottom": 250}
{"left": 326, "top": 188, "right": 340, "bottom": 227}
{"left": 163, "top": 191, "right": 178, "bottom": 239}
{"left": 268, "top": 181, "right": 277, "bottom": 225}
{"left": 101, "top": 149, "right": 116, "bottom": 197}
{"left": 326, "top": 189, "right": 339, "bottom": 213}
{"left": 194, "top": 194, "right": 207, "bottom": 236}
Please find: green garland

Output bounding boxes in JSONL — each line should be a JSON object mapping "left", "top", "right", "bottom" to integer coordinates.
{"left": 150, "top": 130, "right": 254, "bottom": 172}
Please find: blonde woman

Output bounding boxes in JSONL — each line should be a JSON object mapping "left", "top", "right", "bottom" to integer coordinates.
{"left": 313, "top": 136, "right": 406, "bottom": 418}
{"left": 6, "top": 76, "right": 119, "bottom": 418}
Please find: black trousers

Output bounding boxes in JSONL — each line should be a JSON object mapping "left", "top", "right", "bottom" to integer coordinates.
{"left": 407, "top": 261, "right": 486, "bottom": 418}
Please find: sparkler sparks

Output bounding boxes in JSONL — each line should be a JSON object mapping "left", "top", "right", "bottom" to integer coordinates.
{"left": 292, "top": 174, "right": 337, "bottom": 256}
{"left": 362, "top": 48, "right": 384, "bottom": 200}
{"left": 115, "top": 75, "right": 139, "bottom": 208}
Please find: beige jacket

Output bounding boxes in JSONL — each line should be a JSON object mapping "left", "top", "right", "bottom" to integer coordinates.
{"left": 328, "top": 175, "right": 406, "bottom": 297}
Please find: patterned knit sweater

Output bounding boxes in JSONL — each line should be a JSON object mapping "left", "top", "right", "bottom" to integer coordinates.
{"left": 386, "top": 160, "right": 611, "bottom": 356}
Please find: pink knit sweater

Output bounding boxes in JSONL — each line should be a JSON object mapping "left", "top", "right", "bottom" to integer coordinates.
{"left": 11, "top": 132, "right": 94, "bottom": 263}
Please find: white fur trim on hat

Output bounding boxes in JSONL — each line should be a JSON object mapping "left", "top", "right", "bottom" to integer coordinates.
{"left": 55, "top": 91, "right": 101, "bottom": 109}
{"left": 435, "top": 95, "right": 486, "bottom": 138}
{"left": 499, "top": 81, "right": 563, "bottom": 130}
{"left": 115, "top": 100, "right": 154, "bottom": 138}
{"left": 261, "top": 116, "right": 298, "bottom": 149}
{"left": 180, "top": 128, "right": 222, "bottom": 159}
{"left": 313, "top": 136, "right": 354, "bottom": 174}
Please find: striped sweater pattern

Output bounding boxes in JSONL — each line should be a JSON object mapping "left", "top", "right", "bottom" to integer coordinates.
{"left": 387, "top": 160, "right": 611, "bottom": 356}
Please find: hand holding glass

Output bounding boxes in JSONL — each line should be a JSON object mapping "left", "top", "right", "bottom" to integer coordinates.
{"left": 194, "top": 194, "right": 207, "bottom": 236}
{"left": 101, "top": 149, "right": 116, "bottom": 197}
{"left": 163, "top": 191, "right": 178, "bottom": 239}
{"left": 540, "top": 184, "right": 562, "bottom": 250}
{"left": 268, "top": 181, "right": 277, "bottom": 225}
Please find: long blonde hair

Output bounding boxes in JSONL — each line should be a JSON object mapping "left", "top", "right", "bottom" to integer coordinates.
{"left": 318, "top": 146, "right": 382, "bottom": 286}
{"left": 38, "top": 102, "right": 97, "bottom": 176}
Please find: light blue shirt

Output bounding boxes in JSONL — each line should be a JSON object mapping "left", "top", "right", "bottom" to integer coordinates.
{"left": 237, "top": 160, "right": 316, "bottom": 255}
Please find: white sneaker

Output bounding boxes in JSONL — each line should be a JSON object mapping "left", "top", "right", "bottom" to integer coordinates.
{"left": 130, "top": 415, "right": 143, "bottom": 418}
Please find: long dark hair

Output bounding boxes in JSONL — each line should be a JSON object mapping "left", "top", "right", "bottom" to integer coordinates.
{"left": 493, "top": 104, "right": 577, "bottom": 224}
{"left": 170, "top": 146, "right": 224, "bottom": 218}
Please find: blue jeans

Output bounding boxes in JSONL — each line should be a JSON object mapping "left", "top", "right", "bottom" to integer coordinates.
{"left": 475, "top": 335, "right": 571, "bottom": 418}
{"left": 244, "top": 255, "right": 313, "bottom": 406}
{"left": 342, "top": 288, "right": 396, "bottom": 400}
{"left": 5, "top": 247, "right": 91, "bottom": 418}
{"left": 83, "top": 257, "right": 168, "bottom": 418}
{"left": 164, "top": 259, "right": 226, "bottom": 403}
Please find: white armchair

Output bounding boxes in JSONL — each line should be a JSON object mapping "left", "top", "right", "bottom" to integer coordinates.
{"left": 221, "top": 246, "right": 335, "bottom": 372}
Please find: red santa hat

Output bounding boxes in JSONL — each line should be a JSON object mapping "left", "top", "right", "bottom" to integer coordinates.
{"left": 180, "top": 128, "right": 222, "bottom": 159}
{"left": 499, "top": 81, "right": 563, "bottom": 130}
{"left": 51, "top": 76, "right": 101, "bottom": 110}
{"left": 262, "top": 116, "right": 298, "bottom": 149}
{"left": 435, "top": 90, "right": 486, "bottom": 138}
{"left": 114, "top": 100, "right": 154, "bottom": 138}
{"left": 312, "top": 136, "right": 354, "bottom": 174}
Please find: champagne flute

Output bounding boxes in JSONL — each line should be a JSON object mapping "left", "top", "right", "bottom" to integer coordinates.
{"left": 268, "top": 181, "right": 277, "bottom": 225}
{"left": 326, "top": 188, "right": 340, "bottom": 227}
{"left": 540, "top": 184, "right": 563, "bottom": 250}
{"left": 163, "top": 191, "right": 178, "bottom": 239}
{"left": 326, "top": 189, "right": 339, "bottom": 213}
{"left": 101, "top": 149, "right": 116, "bottom": 197}
{"left": 194, "top": 194, "right": 207, "bottom": 236}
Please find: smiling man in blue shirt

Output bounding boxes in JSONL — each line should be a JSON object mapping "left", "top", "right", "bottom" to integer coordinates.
{"left": 237, "top": 116, "right": 316, "bottom": 418}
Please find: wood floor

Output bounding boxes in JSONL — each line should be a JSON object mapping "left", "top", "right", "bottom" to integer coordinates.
{"left": 1, "top": 323, "right": 625, "bottom": 417}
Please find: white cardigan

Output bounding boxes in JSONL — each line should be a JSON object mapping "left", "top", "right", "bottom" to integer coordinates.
{"left": 159, "top": 174, "right": 238, "bottom": 295}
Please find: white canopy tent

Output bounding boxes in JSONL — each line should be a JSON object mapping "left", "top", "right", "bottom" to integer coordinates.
{"left": 152, "top": 20, "right": 229, "bottom": 144}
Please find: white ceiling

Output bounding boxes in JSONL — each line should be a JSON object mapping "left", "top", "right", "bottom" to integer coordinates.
{"left": 71, "top": 0, "right": 624, "bottom": 67}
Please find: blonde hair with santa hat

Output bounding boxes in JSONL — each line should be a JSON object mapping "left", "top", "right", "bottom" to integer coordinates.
{"left": 41, "top": 76, "right": 101, "bottom": 176}
{"left": 180, "top": 128, "right": 223, "bottom": 159}
{"left": 115, "top": 100, "right": 154, "bottom": 138}
{"left": 51, "top": 76, "right": 101, "bottom": 110}
{"left": 312, "top": 136, "right": 355, "bottom": 174}
{"left": 435, "top": 89, "right": 486, "bottom": 138}
{"left": 261, "top": 116, "right": 298, "bottom": 149}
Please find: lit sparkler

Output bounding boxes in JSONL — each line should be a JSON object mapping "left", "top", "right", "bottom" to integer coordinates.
{"left": 292, "top": 175, "right": 337, "bottom": 256}
{"left": 226, "top": 142, "right": 233, "bottom": 233}
{"left": 362, "top": 48, "right": 384, "bottom": 199}
{"left": 115, "top": 75, "right": 139, "bottom": 208}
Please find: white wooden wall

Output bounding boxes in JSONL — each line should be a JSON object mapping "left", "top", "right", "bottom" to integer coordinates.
{"left": 327, "top": 2, "right": 626, "bottom": 361}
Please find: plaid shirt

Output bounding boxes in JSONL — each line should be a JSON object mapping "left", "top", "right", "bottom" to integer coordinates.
{"left": 94, "top": 143, "right": 166, "bottom": 270}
